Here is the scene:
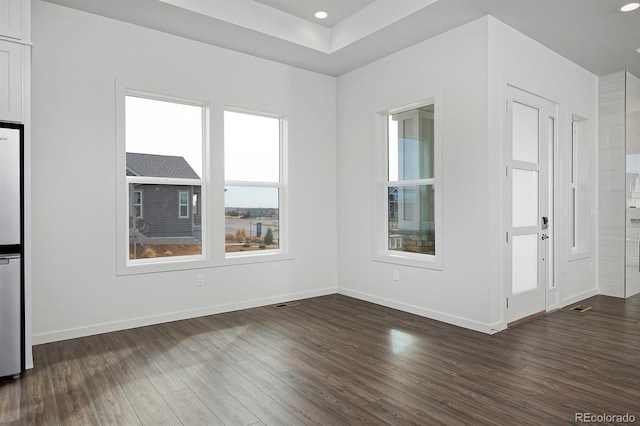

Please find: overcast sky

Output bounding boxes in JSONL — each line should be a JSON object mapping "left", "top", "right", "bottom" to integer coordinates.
{"left": 126, "top": 96, "right": 280, "bottom": 208}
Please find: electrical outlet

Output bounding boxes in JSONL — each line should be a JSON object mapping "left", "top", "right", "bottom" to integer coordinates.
{"left": 196, "top": 274, "right": 204, "bottom": 287}
{"left": 393, "top": 270, "right": 400, "bottom": 281}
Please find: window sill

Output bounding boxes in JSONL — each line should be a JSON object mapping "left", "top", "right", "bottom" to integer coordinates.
{"left": 372, "top": 252, "right": 443, "bottom": 270}
{"left": 225, "top": 251, "right": 292, "bottom": 266}
{"left": 116, "top": 251, "right": 293, "bottom": 276}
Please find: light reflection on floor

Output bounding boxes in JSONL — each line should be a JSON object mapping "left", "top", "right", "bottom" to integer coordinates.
{"left": 389, "top": 329, "right": 414, "bottom": 354}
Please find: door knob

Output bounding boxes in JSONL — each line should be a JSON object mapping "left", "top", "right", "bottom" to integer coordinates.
{"left": 541, "top": 234, "right": 549, "bottom": 240}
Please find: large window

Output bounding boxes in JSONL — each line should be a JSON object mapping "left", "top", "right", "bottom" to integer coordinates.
{"left": 125, "top": 94, "right": 205, "bottom": 262}
{"left": 224, "top": 110, "right": 283, "bottom": 255}
{"left": 117, "top": 83, "right": 290, "bottom": 274}
{"left": 375, "top": 100, "right": 441, "bottom": 269}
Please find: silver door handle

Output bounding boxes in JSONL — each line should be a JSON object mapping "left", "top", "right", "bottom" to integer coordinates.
{"left": 541, "top": 234, "right": 549, "bottom": 240}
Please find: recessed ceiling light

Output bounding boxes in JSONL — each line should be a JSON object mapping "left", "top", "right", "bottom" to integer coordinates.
{"left": 314, "top": 11, "right": 328, "bottom": 19}
{"left": 620, "top": 2, "right": 640, "bottom": 12}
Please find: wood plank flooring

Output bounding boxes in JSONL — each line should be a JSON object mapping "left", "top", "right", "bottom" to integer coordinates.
{"left": 1, "top": 294, "right": 639, "bottom": 425}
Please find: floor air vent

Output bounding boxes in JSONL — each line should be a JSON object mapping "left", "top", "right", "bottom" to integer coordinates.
{"left": 570, "top": 305, "right": 592, "bottom": 312}
{"left": 274, "top": 302, "right": 300, "bottom": 308}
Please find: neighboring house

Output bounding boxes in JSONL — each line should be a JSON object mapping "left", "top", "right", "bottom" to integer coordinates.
{"left": 126, "top": 152, "right": 201, "bottom": 241}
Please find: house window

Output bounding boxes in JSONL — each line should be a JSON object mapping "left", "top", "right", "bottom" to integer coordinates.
{"left": 117, "top": 83, "right": 291, "bottom": 274}
{"left": 178, "top": 191, "right": 189, "bottom": 218}
{"left": 133, "top": 190, "right": 142, "bottom": 219}
{"left": 388, "top": 105, "right": 435, "bottom": 255}
{"left": 374, "top": 100, "right": 441, "bottom": 269}
{"left": 124, "top": 94, "right": 205, "bottom": 262}
{"left": 570, "top": 114, "right": 590, "bottom": 258}
{"left": 224, "top": 110, "right": 284, "bottom": 255}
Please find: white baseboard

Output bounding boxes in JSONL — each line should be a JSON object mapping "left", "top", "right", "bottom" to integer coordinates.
{"left": 561, "top": 288, "right": 599, "bottom": 308}
{"left": 32, "top": 287, "right": 336, "bottom": 345}
{"left": 34, "top": 285, "right": 600, "bottom": 346}
{"left": 597, "top": 285, "right": 625, "bottom": 298}
{"left": 337, "top": 288, "right": 500, "bottom": 335}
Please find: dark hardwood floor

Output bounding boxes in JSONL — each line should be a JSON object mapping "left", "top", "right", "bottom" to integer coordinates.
{"left": 1, "top": 293, "right": 639, "bottom": 425}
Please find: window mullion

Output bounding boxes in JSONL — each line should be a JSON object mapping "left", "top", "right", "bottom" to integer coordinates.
{"left": 127, "top": 176, "right": 202, "bottom": 186}
{"left": 388, "top": 179, "right": 434, "bottom": 187}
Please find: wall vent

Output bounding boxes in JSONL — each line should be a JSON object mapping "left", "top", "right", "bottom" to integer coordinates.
{"left": 274, "top": 302, "right": 300, "bottom": 308}
{"left": 570, "top": 305, "right": 592, "bottom": 312}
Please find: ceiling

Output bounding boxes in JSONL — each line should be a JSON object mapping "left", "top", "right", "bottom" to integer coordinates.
{"left": 254, "top": 0, "right": 378, "bottom": 28}
{"left": 42, "top": 0, "right": 640, "bottom": 78}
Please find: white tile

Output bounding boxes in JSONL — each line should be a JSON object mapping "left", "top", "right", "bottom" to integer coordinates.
{"left": 598, "top": 126, "right": 625, "bottom": 151}
{"left": 598, "top": 170, "right": 625, "bottom": 192}
{"left": 598, "top": 146, "right": 625, "bottom": 171}
{"left": 599, "top": 235, "right": 625, "bottom": 258}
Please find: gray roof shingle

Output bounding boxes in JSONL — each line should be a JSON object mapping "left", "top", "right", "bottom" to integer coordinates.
{"left": 126, "top": 153, "right": 200, "bottom": 179}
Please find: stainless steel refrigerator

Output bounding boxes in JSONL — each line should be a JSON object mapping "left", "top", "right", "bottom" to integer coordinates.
{"left": 0, "top": 122, "right": 23, "bottom": 379}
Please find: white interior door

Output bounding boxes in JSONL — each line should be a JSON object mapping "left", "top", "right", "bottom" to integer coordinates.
{"left": 505, "top": 86, "right": 556, "bottom": 325}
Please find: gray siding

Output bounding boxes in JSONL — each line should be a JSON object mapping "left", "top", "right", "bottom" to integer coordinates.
{"left": 134, "top": 185, "right": 194, "bottom": 238}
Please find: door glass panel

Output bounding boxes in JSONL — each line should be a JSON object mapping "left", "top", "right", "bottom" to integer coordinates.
{"left": 512, "top": 169, "right": 538, "bottom": 227}
{"left": 512, "top": 234, "right": 538, "bottom": 294}
{"left": 512, "top": 101, "right": 539, "bottom": 163}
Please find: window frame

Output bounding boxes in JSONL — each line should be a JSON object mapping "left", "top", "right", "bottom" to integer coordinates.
{"left": 116, "top": 80, "right": 291, "bottom": 275}
{"left": 372, "top": 98, "right": 443, "bottom": 270}
{"left": 118, "top": 88, "right": 207, "bottom": 273}
{"left": 223, "top": 107, "right": 288, "bottom": 260}
{"left": 569, "top": 114, "right": 590, "bottom": 260}
{"left": 570, "top": 120, "right": 577, "bottom": 250}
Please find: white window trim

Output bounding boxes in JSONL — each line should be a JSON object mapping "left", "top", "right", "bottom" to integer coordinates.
{"left": 569, "top": 114, "right": 590, "bottom": 261}
{"left": 371, "top": 97, "right": 443, "bottom": 270}
{"left": 116, "top": 80, "right": 292, "bottom": 275}
{"left": 116, "top": 84, "right": 208, "bottom": 275}
{"left": 223, "top": 107, "right": 289, "bottom": 260}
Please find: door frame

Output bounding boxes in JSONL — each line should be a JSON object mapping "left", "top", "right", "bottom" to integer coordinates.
{"left": 503, "top": 84, "right": 558, "bottom": 326}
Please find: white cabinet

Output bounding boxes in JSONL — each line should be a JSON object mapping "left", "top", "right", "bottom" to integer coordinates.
{"left": 0, "top": 0, "right": 27, "bottom": 122}
{"left": 0, "top": 0, "right": 22, "bottom": 40}
{"left": 0, "top": 39, "right": 22, "bottom": 122}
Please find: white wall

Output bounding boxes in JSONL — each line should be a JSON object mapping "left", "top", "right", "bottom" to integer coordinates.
{"left": 30, "top": 1, "right": 337, "bottom": 343}
{"left": 337, "top": 18, "right": 496, "bottom": 332}
{"left": 30, "top": 2, "right": 600, "bottom": 343}
{"left": 488, "top": 17, "right": 599, "bottom": 315}
{"left": 336, "top": 16, "right": 598, "bottom": 333}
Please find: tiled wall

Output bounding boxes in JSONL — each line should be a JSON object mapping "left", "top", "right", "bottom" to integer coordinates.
{"left": 626, "top": 72, "right": 640, "bottom": 297}
{"left": 598, "top": 72, "right": 626, "bottom": 297}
